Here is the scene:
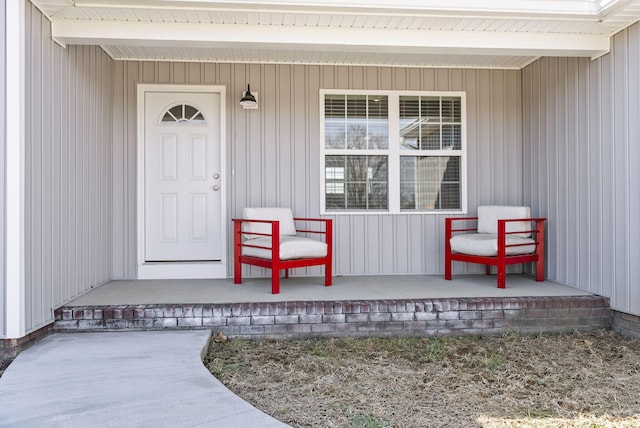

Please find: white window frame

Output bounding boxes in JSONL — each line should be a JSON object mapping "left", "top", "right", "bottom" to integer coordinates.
{"left": 320, "top": 89, "right": 467, "bottom": 215}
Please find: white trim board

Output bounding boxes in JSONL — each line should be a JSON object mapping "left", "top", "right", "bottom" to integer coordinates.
{"left": 5, "top": 0, "right": 26, "bottom": 339}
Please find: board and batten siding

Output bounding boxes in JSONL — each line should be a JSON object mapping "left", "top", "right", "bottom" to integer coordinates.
{"left": 112, "top": 63, "right": 523, "bottom": 279}
{"left": 23, "top": 3, "right": 113, "bottom": 334}
{"left": 522, "top": 22, "right": 640, "bottom": 316}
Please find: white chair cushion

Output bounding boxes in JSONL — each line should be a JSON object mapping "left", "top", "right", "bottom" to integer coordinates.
{"left": 242, "top": 207, "right": 297, "bottom": 239}
{"left": 477, "top": 205, "right": 531, "bottom": 238}
{"left": 450, "top": 233, "right": 536, "bottom": 257}
{"left": 242, "top": 236, "right": 328, "bottom": 260}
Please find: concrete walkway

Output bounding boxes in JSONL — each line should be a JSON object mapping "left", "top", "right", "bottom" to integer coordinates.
{"left": 0, "top": 331, "right": 288, "bottom": 428}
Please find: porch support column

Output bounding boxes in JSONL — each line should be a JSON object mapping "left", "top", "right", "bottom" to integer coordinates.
{"left": 5, "top": 0, "right": 26, "bottom": 339}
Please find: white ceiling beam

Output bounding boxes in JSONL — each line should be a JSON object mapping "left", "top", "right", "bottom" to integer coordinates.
{"left": 52, "top": 19, "right": 611, "bottom": 59}
{"left": 70, "top": 0, "right": 606, "bottom": 18}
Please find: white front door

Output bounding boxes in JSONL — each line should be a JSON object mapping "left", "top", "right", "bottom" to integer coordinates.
{"left": 144, "top": 91, "right": 222, "bottom": 261}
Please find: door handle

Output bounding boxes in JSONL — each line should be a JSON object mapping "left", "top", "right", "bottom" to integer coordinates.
{"left": 213, "top": 185, "right": 220, "bottom": 191}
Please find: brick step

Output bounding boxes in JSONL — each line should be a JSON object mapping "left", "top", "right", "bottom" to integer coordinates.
{"left": 54, "top": 295, "right": 611, "bottom": 338}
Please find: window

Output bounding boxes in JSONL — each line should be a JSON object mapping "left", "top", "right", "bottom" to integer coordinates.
{"left": 160, "top": 104, "right": 206, "bottom": 125}
{"left": 321, "top": 91, "right": 466, "bottom": 214}
{"left": 398, "top": 95, "right": 462, "bottom": 210}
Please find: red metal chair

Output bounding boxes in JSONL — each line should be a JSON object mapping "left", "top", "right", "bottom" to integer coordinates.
{"left": 444, "top": 206, "right": 546, "bottom": 288}
{"left": 233, "top": 207, "right": 333, "bottom": 294}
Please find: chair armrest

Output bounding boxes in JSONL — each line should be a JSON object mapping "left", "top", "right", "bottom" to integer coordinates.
{"left": 233, "top": 218, "right": 279, "bottom": 224}
{"left": 496, "top": 218, "right": 546, "bottom": 256}
{"left": 293, "top": 217, "right": 327, "bottom": 222}
{"left": 445, "top": 217, "right": 478, "bottom": 237}
{"left": 293, "top": 218, "right": 332, "bottom": 253}
{"left": 293, "top": 217, "right": 332, "bottom": 235}
{"left": 293, "top": 217, "right": 333, "bottom": 257}
{"left": 445, "top": 217, "right": 478, "bottom": 257}
{"left": 232, "top": 218, "right": 280, "bottom": 239}
{"left": 233, "top": 218, "right": 281, "bottom": 260}
{"left": 497, "top": 218, "right": 546, "bottom": 236}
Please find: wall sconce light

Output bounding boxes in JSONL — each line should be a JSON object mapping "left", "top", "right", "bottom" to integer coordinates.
{"left": 240, "top": 84, "right": 258, "bottom": 109}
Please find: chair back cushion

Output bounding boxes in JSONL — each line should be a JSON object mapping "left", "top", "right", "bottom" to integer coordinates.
{"left": 243, "top": 207, "right": 297, "bottom": 239}
{"left": 477, "top": 205, "right": 531, "bottom": 237}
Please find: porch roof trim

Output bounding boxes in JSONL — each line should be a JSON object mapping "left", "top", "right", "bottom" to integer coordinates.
{"left": 31, "top": 0, "right": 640, "bottom": 69}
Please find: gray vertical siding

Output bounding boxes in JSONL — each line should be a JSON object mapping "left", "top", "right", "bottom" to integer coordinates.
{"left": 523, "top": 23, "right": 640, "bottom": 316}
{"left": 112, "top": 63, "right": 523, "bottom": 278}
{"left": 24, "top": 4, "right": 113, "bottom": 333}
{"left": 0, "top": 2, "right": 7, "bottom": 338}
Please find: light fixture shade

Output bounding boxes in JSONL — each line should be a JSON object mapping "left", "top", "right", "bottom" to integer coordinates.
{"left": 240, "top": 84, "right": 258, "bottom": 109}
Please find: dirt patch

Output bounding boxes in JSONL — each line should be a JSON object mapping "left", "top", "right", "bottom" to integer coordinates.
{"left": 205, "top": 330, "right": 640, "bottom": 427}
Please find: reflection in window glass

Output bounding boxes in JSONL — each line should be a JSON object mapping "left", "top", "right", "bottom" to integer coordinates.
{"left": 325, "top": 155, "right": 388, "bottom": 210}
{"left": 326, "top": 183, "right": 345, "bottom": 194}
{"left": 399, "top": 96, "right": 461, "bottom": 151}
{"left": 325, "top": 167, "right": 345, "bottom": 180}
{"left": 442, "top": 124, "right": 462, "bottom": 150}
{"left": 347, "top": 119, "right": 368, "bottom": 149}
{"left": 324, "top": 95, "right": 389, "bottom": 150}
{"left": 400, "top": 156, "right": 460, "bottom": 210}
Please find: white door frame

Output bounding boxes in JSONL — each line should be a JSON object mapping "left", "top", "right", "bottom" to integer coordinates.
{"left": 136, "top": 84, "right": 227, "bottom": 279}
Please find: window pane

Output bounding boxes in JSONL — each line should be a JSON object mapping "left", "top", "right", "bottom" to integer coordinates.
{"left": 421, "top": 124, "right": 441, "bottom": 150}
{"left": 421, "top": 97, "right": 440, "bottom": 121}
{"left": 442, "top": 124, "right": 462, "bottom": 150}
{"left": 399, "top": 96, "right": 420, "bottom": 118}
{"left": 345, "top": 183, "right": 367, "bottom": 209}
{"left": 325, "top": 119, "right": 346, "bottom": 149}
{"left": 441, "top": 97, "right": 461, "bottom": 122}
{"left": 439, "top": 183, "right": 461, "bottom": 210}
{"left": 347, "top": 119, "right": 368, "bottom": 149}
{"left": 368, "top": 96, "right": 389, "bottom": 149}
{"left": 442, "top": 156, "right": 460, "bottom": 182}
{"left": 162, "top": 112, "right": 176, "bottom": 122}
{"left": 400, "top": 96, "right": 462, "bottom": 152}
{"left": 325, "top": 155, "right": 388, "bottom": 210}
{"left": 400, "top": 156, "right": 461, "bottom": 210}
{"left": 169, "top": 105, "right": 182, "bottom": 118}
{"left": 325, "top": 156, "right": 346, "bottom": 209}
{"left": 346, "top": 95, "right": 367, "bottom": 119}
{"left": 191, "top": 112, "right": 206, "bottom": 124}
{"left": 368, "top": 120, "right": 389, "bottom": 149}
{"left": 325, "top": 95, "right": 346, "bottom": 118}
{"left": 368, "top": 96, "right": 387, "bottom": 118}
{"left": 184, "top": 105, "right": 198, "bottom": 120}
{"left": 367, "top": 183, "right": 388, "bottom": 209}
{"left": 161, "top": 104, "right": 206, "bottom": 125}
{"left": 325, "top": 94, "right": 388, "bottom": 150}
{"left": 399, "top": 96, "right": 420, "bottom": 150}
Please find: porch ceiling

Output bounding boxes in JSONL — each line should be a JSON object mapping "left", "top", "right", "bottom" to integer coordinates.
{"left": 31, "top": 0, "right": 640, "bottom": 69}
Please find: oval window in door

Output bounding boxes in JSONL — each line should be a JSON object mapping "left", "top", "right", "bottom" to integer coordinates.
{"left": 160, "top": 104, "right": 206, "bottom": 125}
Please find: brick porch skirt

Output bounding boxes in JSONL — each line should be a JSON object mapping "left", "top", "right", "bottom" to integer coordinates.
{"left": 1, "top": 325, "right": 54, "bottom": 370}
{"left": 54, "top": 295, "right": 611, "bottom": 338}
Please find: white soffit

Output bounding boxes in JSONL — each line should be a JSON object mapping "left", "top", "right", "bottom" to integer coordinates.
{"left": 31, "top": 0, "right": 640, "bottom": 69}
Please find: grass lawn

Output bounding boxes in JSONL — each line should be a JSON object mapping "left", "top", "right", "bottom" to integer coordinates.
{"left": 205, "top": 330, "right": 640, "bottom": 427}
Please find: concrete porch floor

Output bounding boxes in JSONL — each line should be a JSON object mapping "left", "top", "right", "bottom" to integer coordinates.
{"left": 68, "top": 274, "right": 592, "bottom": 306}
